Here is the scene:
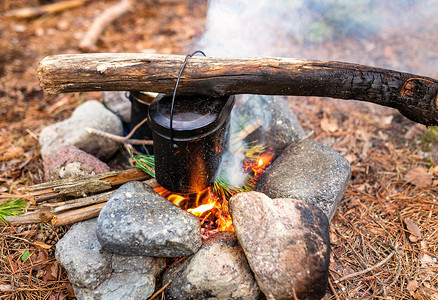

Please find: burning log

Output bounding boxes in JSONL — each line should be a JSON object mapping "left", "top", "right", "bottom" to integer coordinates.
{"left": 38, "top": 53, "right": 438, "bottom": 125}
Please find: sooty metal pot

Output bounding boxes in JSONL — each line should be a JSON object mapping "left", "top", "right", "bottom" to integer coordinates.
{"left": 147, "top": 94, "right": 235, "bottom": 193}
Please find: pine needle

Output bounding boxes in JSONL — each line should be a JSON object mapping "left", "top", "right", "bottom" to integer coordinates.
{"left": 130, "top": 141, "right": 272, "bottom": 200}
{"left": 213, "top": 177, "right": 251, "bottom": 200}
{"left": 0, "top": 198, "right": 27, "bottom": 225}
{"left": 130, "top": 154, "right": 156, "bottom": 177}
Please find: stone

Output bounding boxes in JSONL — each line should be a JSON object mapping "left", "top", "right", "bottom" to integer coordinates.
{"left": 43, "top": 145, "right": 110, "bottom": 181}
{"left": 230, "top": 95, "right": 305, "bottom": 151}
{"left": 55, "top": 219, "right": 165, "bottom": 300}
{"left": 39, "top": 100, "right": 123, "bottom": 161}
{"left": 102, "top": 91, "right": 131, "bottom": 123}
{"left": 256, "top": 139, "right": 351, "bottom": 221}
{"left": 55, "top": 219, "right": 112, "bottom": 290}
{"left": 163, "top": 232, "right": 262, "bottom": 300}
{"left": 96, "top": 181, "right": 201, "bottom": 257}
{"left": 229, "top": 191, "right": 330, "bottom": 300}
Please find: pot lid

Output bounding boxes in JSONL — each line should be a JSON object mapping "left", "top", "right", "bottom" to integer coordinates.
{"left": 148, "top": 94, "right": 235, "bottom": 140}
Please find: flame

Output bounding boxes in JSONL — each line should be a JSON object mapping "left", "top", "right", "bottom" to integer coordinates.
{"left": 154, "top": 149, "right": 275, "bottom": 233}
{"left": 168, "top": 194, "right": 186, "bottom": 206}
{"left": 188, "top": 202, "right": 216, "bottom": 217}
{"left": 244, "top": 151, "right": 275, "bottom": 180}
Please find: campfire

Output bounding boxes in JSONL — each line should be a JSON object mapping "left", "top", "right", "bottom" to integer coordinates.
{"left": 6, "top": 49, "right": 437, "bottom": 299}
{"left": 149, "top": 146, "right": 275, "bottom": 234}
{"left": 4, "top": 47, "right": 436, "bottom": 298}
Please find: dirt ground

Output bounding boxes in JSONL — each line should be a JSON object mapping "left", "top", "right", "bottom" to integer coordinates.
{"left": 1, "top": 1, "right": 437, "bottom": 299}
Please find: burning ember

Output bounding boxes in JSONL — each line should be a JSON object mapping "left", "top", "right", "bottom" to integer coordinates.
{"left": 140, "top": 147, "right": 275, "bottom": 234}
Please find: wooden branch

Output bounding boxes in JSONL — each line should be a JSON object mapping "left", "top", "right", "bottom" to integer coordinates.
{"left": 5, "top": 172, "right": 157, "bottom": 226}
{"left": 40, "top": 191, "right": 113, "bottom": 213}
{"left": 79, "top": 0, "right": 134, "bottom": 51}
{"left": 53, "top": 202, "right": 106, "bottom": 226}
{"left": 18, "top": 168, "right": 150, "bottom": 202}
{"left": 4, "top": 192, "right": 110, "bottom": 226}
{"left": 5, "top": 208, "right": 54, "bottom": 225}
{"left": 38, "top": 53, "right": 438, "bottom": 125}
{"left": 5, "top": 202, "right": 106, "bottom": 227}
{"left": 86, "top": 127, "right": 154, "bottom": 145}
{"left": 4, "top": 168, "right": 156, "bottom": 226}
{"left": 5, "top": 0, "right": 90, "bottom": 19}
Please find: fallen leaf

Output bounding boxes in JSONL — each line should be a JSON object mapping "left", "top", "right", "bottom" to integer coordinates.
{"left": 404, "top": 218, "right": 422, "bottom": 242}
{"left": 344, "top": 154, "right": 356, "bottom": 164}
{"left": 32, "top": 249, "right": 49, "bottom": 271}
{"left": 320, "top": 117, "right": 339, "bottom": 133}
{"left": 404, "top": 124, "right": 427, "bottom": 139}
{"left": 348, "top": 198, "right": 361, "bottom": 208}
{"left": 0, "top": 146, "right": 24, "bottom": 161}
{"left": 42, "top": 262, "right": 58, "bottom": 282}
{"left": 407, "top": 280, "right": 418, "bottom": 292}
{"left": 404, "top": 167, "right": 432, "bottom": 187}
{"left": 0, "top": 284, "right": 13, "bottom": 292}
{"left": 429, "top": 166, "right": 438, "bottom": 176}
{"left": 361, "top": 141, "right": 372, "bottom": 158}
{"left": 49, "top": 292, "right": 67, "bottom": 300}
{"left": 7, "top": 254, "right": 17, "bottom": 272}
{"left": 33, "top": 241, "right": 52, "bottom": 249}
{"left": 64, "top": 282, "right": 75, "bottom": 295}
{"left": 21, "top": 250, "right": 30, "bottom": 262}
{"left": 51, "top": 215, "right": 57, "bottom": 227}
{"left": 342, "top": 266, "right": 355, "bottom": 277}
{"left": 420, "top": 241, "right": 428, "bottom": 251}
{"left": 420, "top": 253, "right": 436, "bottom": 267}
{"left": 356, "top": 129, "right": 371, "bottom": 143}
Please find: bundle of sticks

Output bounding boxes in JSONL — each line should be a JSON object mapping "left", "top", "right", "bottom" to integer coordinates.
{"left": 5, "top": 169, "right": 151, "bottom": 226}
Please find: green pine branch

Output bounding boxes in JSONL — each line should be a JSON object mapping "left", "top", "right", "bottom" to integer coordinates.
{"left": 0, "top": 198, "right": 27, "bottom": 225}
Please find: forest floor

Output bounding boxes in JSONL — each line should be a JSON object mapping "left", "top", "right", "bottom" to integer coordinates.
{"left": 1, "top": 1, "right": 437, "bottom": 299}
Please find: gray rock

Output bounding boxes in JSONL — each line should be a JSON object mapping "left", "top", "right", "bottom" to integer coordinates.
{"left": 55, "top": 218, "right": 165, "bottom": 300}
{"left": 39, "top": 100, "right": 123, "bottom": 161}
{"left": 55, "top": 219, "right": 112, "bottom": 290}
{"left": 231, "top": 95, "right": 305, "bottom": 151}
{"left": 256, "top": 139, "right": 351, "bottom": 221}
{"left": 163, "top": 231, "right": 262, "bottom": 300}
{"left": 97, "top": 181, "right": 202, "bottom": 257}
{"left": 43, "top": 145, "right": 110, "bottom": 181}
{"left": 102, "top": 91, "right": 131, "bottom": 123}
{"left": 229, "top": 192, "right": 330, "bottom": 300}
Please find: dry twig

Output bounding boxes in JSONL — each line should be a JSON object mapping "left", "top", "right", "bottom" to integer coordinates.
{"left": 149, "top": 280, "right": 172, "bottom": 300}
{"left": 79, "top": 0, "right": 134, "bottom": 51}
{"left": 86, "top": 127, "right": 153, "bottom": 146}
{"left": 335, "top": 246, "right": 396, "bottom": 284}
{"left": 3, "top": 169, "right": 150, "bottom": 226}
{"left": 5, "top": 0, "right": 90, "bottom": 19}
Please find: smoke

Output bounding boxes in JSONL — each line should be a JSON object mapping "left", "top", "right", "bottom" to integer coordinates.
{"left": 197, "top": 0, "right": 438, "bottom": 75}
{"left": 196, "top": 0, "right": 438, "bottom": 188}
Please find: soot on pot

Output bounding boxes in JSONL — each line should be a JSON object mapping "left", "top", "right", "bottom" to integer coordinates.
{"left": 148, "top": 93, "right": 235, "bottom": 193}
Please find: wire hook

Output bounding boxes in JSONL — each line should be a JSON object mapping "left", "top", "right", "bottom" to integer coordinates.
{"left": 169, "top": 50, "right": 207, "bottom": 150}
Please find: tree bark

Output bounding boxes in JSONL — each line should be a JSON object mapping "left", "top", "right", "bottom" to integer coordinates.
{"left": 38, "top": 53, "right": 438, "bottom": 125}
{"left": 18, "top": 168, "right": 150, "bottom": 202}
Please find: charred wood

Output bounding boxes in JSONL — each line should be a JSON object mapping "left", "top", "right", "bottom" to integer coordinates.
{"left": 38, "top": 54, "right": 438, "bottom": 125}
